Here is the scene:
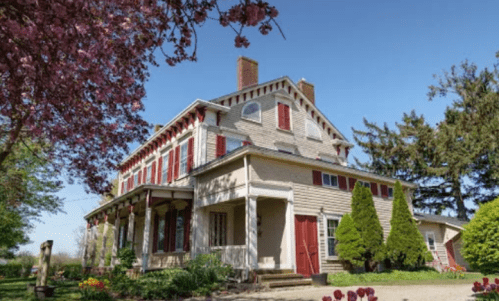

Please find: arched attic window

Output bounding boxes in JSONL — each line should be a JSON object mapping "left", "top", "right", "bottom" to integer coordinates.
{"left": 241, "top": 101, "right": 261, "bottom": 123}
{"left": 306, "top": 119, "right": 322, "bottom": 140}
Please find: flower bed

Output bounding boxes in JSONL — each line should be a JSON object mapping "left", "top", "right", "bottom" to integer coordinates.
{"left": 79, "top": 277, "right": 112, "bottom": 301}
{"left": 472, "top": 277, "right": 499, "bottom": 300}
{"left": 323, "top": 287, "right": 378, "bottom": 301}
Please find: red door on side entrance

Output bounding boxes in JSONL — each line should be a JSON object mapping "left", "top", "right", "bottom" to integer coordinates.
{"left": 446, "top": 240, "right": 456, "bottom": 267}
{"left": 295, "top": 215, "right": 320, "bottom": 277}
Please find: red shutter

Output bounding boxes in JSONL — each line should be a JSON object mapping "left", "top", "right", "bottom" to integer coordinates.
{"left": 381, "top": 184, "right": 388, "bottom": 198}
{"left": 242, "top": 140, "right": 252, "bottom": 146}
{"left": 338, "top": 175, "right": 347, "bottom": 190}
{"left": 138, "top": 171, "right": 142, "bottom": 185}
{"left": 349, "top": 177, "right": 357, "bottom": 191}
{"left": 174, "top": 145, "right": 180, "bottom": 179}
{"left": 370, "top": 182, "right": 378, "bottom": 196}
{"left": 128, "top": 177, "right": 132, "bottom": 190}
{"left": 121, "top": 182, "right": 124, "bottom": 194}
{"left": 157, "top": 157, "right": 162, "bottom": 184}
{"left": 169, "top": 209, "right": 177, "bottom": 252}
{"left": 278, "top": 103, "right": 285, "bottom": 129}
{"left": 151, "top": 161, "right": 156, "bottom": 184}
{"left": 187, "top": 137, "right": 194, "bottom": 173}
{"left": 312, "top": 170, "right": 322, "bottom": 185}
{"left": 167, "top": 150, "right": 174, "bottom": 183}
{"left": 152, "top": 214, "right": 159, "bottom": 253}
{"left": 183, "top": 204, "right": 192, "bottom": 251}
{"left": 164, "top": 211, "right": 171, "bottom": 252}
{"left": 142, "top": 167, "right": 147, "bottom": 183}
{"left": 283, "top": 104, "right": 290, "bottom": 130}
{"left": 216, "top": 135, "right": 226, "bottom": 158}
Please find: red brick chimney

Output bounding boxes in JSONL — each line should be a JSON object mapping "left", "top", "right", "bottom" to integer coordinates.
{"left": 297, "top": 78, "right": 315, "bottom": 105}
{"left": 237, "top": 56, "right": 258, "bottom": 90}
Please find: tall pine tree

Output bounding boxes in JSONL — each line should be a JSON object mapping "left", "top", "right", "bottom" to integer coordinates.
{"left": 351, "top": 182, "right": 385, "bottom": 271}
{"left": 336, "top": 213, "right": 365, "bottom": 268}
{"left": 386, "top": 181, "right": 432, "bottom": 269}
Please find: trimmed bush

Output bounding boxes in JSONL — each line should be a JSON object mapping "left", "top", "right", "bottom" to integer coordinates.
{"left": 336, "top": 213, "right": 365, "bottom": 268}
{"left": 462, "top": 197, "right": 499, "bottom": 275}
{"left": 0, "top": 263, "right": 23, "bottom": 277}
{"left": 386, "top": 181, "right": 432, "bottom": 269}
{"left": 351, "top": 182, "right": 385, "bottom": 271}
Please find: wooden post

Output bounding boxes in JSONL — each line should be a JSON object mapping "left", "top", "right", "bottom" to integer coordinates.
{"left": 246, "top": 196, "right": 258, "bottom": 271}
{"left": 141, "top": 191, "right": 152, "bottom": 273}
{"left": 81, "top": 222, "right": 90, "bottom": 268}
{"left": 127, "top": 205, "right": 135, "bottom": 246}
{"left": 99, "top": 215, "right": 110, "bottom": 267}
{"left": 111, "top": 209, "right": 120, "bottom": 267}
{"left": 90, "top": 220, "right": 99, "bottom": 267}
{"left": 36, "top": 240, "right": 53, "bottom": 287}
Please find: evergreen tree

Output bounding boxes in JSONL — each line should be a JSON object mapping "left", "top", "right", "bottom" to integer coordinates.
{"left": 336, "top": 213, "right": 365, "bottom": 268}
{"left": 351, "top": 182, "right": 385, "bottom": 271}
{"left": 386, "top": 181, "right": 432, "bottom": 269}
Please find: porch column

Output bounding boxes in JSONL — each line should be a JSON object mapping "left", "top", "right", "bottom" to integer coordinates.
{"left": 127, "top": 205, "right": 135, "bottom": 247}
{"left": 141, "top": 191, "right": 153, "bottom": 273}
{"left": 246, "top": 195, "right": 258, "bottom": 270}
{"left": 90, "top": 220, "right": 99, "bottom": 267}
{"left": 98, "top": 214, "right": 110, "bottom": 267}
{"left": 81, "top": 222, "right": 91, "bottom": 268}
{"left": 111, "top": 209, "right": 120, "bottom": 267}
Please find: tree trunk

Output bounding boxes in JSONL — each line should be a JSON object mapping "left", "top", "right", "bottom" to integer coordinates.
{"left": 452, "top": 179, "right": 467, "bottom": 220}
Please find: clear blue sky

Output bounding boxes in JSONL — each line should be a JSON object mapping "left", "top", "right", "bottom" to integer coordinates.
{"left": 20, "top": 0, "right": 499, "bottom": 256}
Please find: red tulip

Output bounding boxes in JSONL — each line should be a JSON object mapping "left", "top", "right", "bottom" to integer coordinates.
{"left": 334, "top": 289, "right": 345, "bottom": 300}
{"left": 495, "top": 278, "right": 499, "bottom": 285}
{"left": 356, "top": 288, "right": 366, "bottom": 298}
{"left": 322, "top": 296, "right": 333, "bottom": 301}
{"left": 484, "top": 278, "right": 490, "bottom": 286}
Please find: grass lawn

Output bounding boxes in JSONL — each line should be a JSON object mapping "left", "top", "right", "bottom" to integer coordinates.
{"left": 0, "top": 277, "right": 81, "bottom": 301}
{"left": 328, "top": 269, "right": 499, "bottom": 287}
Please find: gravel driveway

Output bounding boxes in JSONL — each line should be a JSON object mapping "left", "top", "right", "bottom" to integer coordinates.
{"left": 203, "top": 284, "right": 476, "bottom": 301}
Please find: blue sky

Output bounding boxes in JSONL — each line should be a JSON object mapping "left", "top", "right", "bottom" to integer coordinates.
{"left": 20, "top": 0, "right": 499, "bottom": 255}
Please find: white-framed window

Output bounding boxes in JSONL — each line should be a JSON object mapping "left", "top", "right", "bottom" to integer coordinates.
{"left": 426, "top": 231, "right": 436, "bottom": 251}
{"left": 209, "top": 212, "right": 227, "bottom": 247}
{"left": 146, "top": 164, "right": 152, "bottom": 183}
{"left": 358, "top": 180, "right": 370, "bottom": 188}
{"left": 241, "top": 101, "right": 261, "bottom": 123}
{"left": 156, "top": 216, "right": 166, "bottom": 253}
{"left": 162, "top": 153, "right": 169, "bottom": 184}
{"left": 123, "top": 178, "right": 128, "bottom": 193}
{"left": 226, "top": 137, "right": 243, "bottom": 153}
{"left": 388, "top": 187, "right": 394, "bottom": 198}
{"left": 322, "top": 172, "right": 338, "bottom": 188}
{"left": 306, "top": 119, "right": 322, "bottom": 140}
{"left": 118, "top": 222, "right": 127, "bottom": 249}
{"left": 134, "top": 172, "right": 139, "bottom": 187}
{"left": 179, "top": 141, "right": 188, "bottom": 176}
{"left": 323, "top": 214, "right": 341, "bottom": 258}
{"left": 175, "top": 210, "right": 185, "bottom": 251}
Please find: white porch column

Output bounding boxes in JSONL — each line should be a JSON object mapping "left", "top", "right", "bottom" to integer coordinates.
{"left": 82, "top": 222, "right": 91, "bottom": 268}
{"left": 98, "top": 215, "right": 110, "bottom": 267}
{"left": 246, "top": 196, "right": 258, "bottom": 270}
{"left": 111, "top": 209, "right": 120, "bottom": 267}
{"left": 90, "top": 220, "right": 99, "bottom": 267}
{"left": 141, "top": 191, "right": 153, "bottom": 273}
{"left": 127, "top": 205, "right": 135, "bottom": 247}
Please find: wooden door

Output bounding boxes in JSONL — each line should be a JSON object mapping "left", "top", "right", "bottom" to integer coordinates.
{"left": 446, "top": 240, "right": 456, "bottom": 267}
{"left": 295, "top": 215, "right": 320, "bottom": 277}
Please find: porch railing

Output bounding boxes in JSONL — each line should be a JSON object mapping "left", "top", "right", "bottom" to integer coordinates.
{"left": 196, "top": 245, "right": 246, "bottom": 269}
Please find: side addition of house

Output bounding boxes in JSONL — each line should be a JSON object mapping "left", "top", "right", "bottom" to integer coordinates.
{"left": 82, "top": 57, "right": 417, "bottom": 278}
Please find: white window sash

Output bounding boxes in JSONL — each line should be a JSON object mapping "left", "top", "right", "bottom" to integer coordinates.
{"left": 323, "top": 214, "right": 342, "bottom": 259}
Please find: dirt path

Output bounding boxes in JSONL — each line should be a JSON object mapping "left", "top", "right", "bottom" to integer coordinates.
{"left": 203, "top": 284, "right": 476, "bottom": 301}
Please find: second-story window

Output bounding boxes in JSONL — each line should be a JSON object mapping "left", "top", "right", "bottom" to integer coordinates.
{"left": 226, "top": 137, "right": 243, "bottom": 153}
{"left": 123, "top": 178, "right": 128, "bottom": 193}
{"left": 134, "top": 173, "right": 139, "bottom": 187}
{"left": 241, "top": 101, "right": 261, "bottom": 123}
{"left": 162, "top": 153, "right": 169, "bottom": 184}
{"left": 306, "top": 119, "right": 322, "bottom": 140}
{"left": 146, "top": 164, "right": 152, "bottom": 183}
{"left": 179, "top": 141, "right": 188, "bottom": 176}
{"left": 277, "top": 102, "right": 291, "bottom": 130}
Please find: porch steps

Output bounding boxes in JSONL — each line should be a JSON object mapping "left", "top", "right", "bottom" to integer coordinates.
{"left": 257, "top": 272, "right": 312, "bottom": 288}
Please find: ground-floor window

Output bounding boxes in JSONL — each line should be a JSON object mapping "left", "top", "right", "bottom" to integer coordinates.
{"left": 210, "top": 212, "right": 227, "bottom": 247}
{"left": 118, "top": 222, "right": 128, "bottom": 249}
{"left": 175, "top": 210, "right": 185, "bottom": 251}
{"left": 157, "top": 216, "right": 166, "bottom": 252}
{"left": 426, "top": 231, "right": 436, "bottom": 251}
{"left": 323, "top": 214, "right": 341, "bottom": 258}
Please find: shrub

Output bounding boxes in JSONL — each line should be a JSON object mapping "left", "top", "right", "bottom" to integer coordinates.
{"left": 62, "top": 263, "right": 83, "bottom": 280}
{"left": 351, "top": 182, "right": 385, "bottom": 271}
{"left": 462, "top": 197, "right": 499, "bottom": 275}
{"left": 386, "top": 181, "right": 431, "bottom": 269}
{"left": 336, "top": 213, "right": 365, "bottom": 268}
{"left": 0, "top": 263, "right": 23, "bottom": 277}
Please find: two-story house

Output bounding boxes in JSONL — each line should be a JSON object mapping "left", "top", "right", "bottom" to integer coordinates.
{"left": 82, "top": 57, "right": 420, "bottom": 279}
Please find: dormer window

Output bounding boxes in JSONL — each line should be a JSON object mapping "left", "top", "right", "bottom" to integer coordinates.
{"left": 306, "top": 119, "right": 322, "bottom": 140}
{"left": 277, "top": 102, "right": 291, "bottom": 131}
{"left": 241, "top": 101, "right": 261, "bottom": 123}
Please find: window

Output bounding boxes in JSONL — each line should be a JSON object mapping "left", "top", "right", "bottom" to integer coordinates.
{"left": 306, "top": 119, "right": 322, "bottom": 140}
{"left": 209, "top": 212, "right": 227, "bottom": 247}
{"left": 179, "top": 141, "right": 188, "bottom": 176}
{"left": 277, "top": 102, "right": 291, "bottom": 130}
{"left": 157, "top": 216, "right": 165, "bottom": 253}
{"left": 118, "top": 223, "right": 128, "bottom": 249}
{"left": 134, "top": 173, "right": 139, "bottom": 187}
{"left": 123, "top": 178, "right": 128, "bottom": 193}
{"left": 426, "top": 232, "right": 436, "bottom": 251}
{"left": 241, "top": 101, "right": 261, "bottom": 123}
{"left": 175, "top": 210, "right": 185, "bottom": 251}
{"left": 324, "top": 215, "right": 341, "bottom": 258}
{"left": 388, "top": 187, "right": 394, "bottom": 198}
{"left": 322, "top": 172, "right": 338, "bottom": 188}
{"left": 146, "top": 164, "right": 152, "bottom": 183}
{"left": 358, "top": 181, "right": 370, "bottom": 188}
{"left": 226, "top": 137, "right": 243, "bottom": 153}
{"left": 162, "top": 153, "right": 169, "bottom": 184}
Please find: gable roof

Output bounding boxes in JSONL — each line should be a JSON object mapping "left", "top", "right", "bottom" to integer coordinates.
{"left": 414, "top": 212, "right": 467, "bottom": 229}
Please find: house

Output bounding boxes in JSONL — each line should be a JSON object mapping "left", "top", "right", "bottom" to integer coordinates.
{"left": 415, "top": 213, "right": 469, "bottom": 270}
{"left": 82, "top": 57, "right": 419, "bottom": 279}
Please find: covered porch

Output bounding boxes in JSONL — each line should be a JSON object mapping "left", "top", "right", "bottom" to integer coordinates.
{"left": 82, "top": 185, "right": 194, "bottom": 272}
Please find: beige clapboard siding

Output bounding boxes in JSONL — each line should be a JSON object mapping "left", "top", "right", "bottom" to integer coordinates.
{"left": 196, "top": 159, "right": 246, "bottom": 198}
{"left": 418, "top": 223, "right": 449, "bottom": 266}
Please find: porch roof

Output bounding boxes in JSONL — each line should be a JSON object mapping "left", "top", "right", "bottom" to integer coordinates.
{"left": 414, "top": 212, "right": 467, "bottom": 230}
{"left": 191, "top": 145, "right": 418, "bottom": 189}
{"left": 84, "top": 184, "right": 193, "bottom": 221}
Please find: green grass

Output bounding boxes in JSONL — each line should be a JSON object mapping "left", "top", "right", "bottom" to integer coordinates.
{"left": 0, "top": 277, "right": 81, "bottom": 301}
{"left": 328, "top": 269, "right": 499, "bottom": 287}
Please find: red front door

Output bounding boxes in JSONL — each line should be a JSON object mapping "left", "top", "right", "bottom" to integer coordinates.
{"left": 295, "top": 215, "right": 320, "bottom": 277}
{"left": 446, "top": 240, "right": 456, "bottom": 267}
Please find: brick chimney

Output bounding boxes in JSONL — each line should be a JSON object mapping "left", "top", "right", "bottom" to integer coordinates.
{"left": 237, "top": 56, "right": 258, "bottom": 90}
{"left": 297, "top": 78, "right": 315, "bottom": 105}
